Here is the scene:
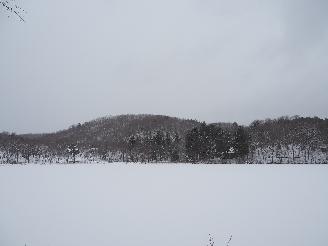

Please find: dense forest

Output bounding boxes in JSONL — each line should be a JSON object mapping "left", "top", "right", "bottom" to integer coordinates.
{"left": 0, "top": 114, "right": 327, "bottom": 164}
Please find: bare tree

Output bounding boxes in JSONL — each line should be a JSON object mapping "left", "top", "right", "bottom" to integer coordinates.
{"left": 67, "top": 144, "right": 79, "bottom": 163}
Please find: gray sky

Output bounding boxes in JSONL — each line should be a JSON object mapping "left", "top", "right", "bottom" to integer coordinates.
{"left": 1, "top": 0, "right": 327, "bottom": 134}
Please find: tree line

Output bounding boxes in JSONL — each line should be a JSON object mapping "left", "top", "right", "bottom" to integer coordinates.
{"left": 0, "top": 115, "right": 327, "bottom": 164}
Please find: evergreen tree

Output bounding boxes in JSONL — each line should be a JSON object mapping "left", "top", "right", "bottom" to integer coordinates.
{"left": 233, "top": 126, "right": 249, "bottom": 159}
{"left": 186, "top": 128, "right": 200, "bottom": 163}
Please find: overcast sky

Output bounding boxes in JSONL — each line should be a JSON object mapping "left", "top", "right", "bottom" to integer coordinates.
{"left": 1, "top": 0, "right": 327, "bottom": 133}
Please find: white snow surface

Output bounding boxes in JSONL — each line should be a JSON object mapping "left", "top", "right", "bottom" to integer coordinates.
{"left": 0, "top": 163, "right": 327, "bottom": 246}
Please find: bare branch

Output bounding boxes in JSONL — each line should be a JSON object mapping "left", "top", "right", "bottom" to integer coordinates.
{"left": 1, "top": 0, "right": 26, "bottom": 22}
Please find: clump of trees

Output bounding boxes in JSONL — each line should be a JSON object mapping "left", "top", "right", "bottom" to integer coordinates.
{"left": 248, "top": 116, "right": 328, "bottom": 163}
{"left": 185, "top": 123, "right": 249, "bottom": 163}
{"left": 0, "top": 132, "right": 43, "bottom": 164}
{"left": 124, "top": 130, "right": 182, "bottom": 163}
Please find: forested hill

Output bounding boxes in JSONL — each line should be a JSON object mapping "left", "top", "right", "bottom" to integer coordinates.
{"left": 1, "top": 115, "right": 328, "bottom": 164}
{"left": 1, "top": 114, "right": 200, "bottom": 163}
{"left": 27, "top": 114, "right": 199, "bottom": 145}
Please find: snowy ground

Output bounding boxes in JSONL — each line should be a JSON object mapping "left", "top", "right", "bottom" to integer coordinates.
{"left": 0, "top": 164, "right": 327, "bottom": 246}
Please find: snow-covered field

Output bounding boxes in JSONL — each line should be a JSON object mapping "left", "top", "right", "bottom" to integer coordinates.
{"left": 0, "top": 164, "right": 327, "bottom": 246}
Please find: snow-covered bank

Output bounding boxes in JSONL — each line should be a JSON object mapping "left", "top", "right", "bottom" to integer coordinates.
{"left": 0, "top": 164, "right": 327, "bottom": 246}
